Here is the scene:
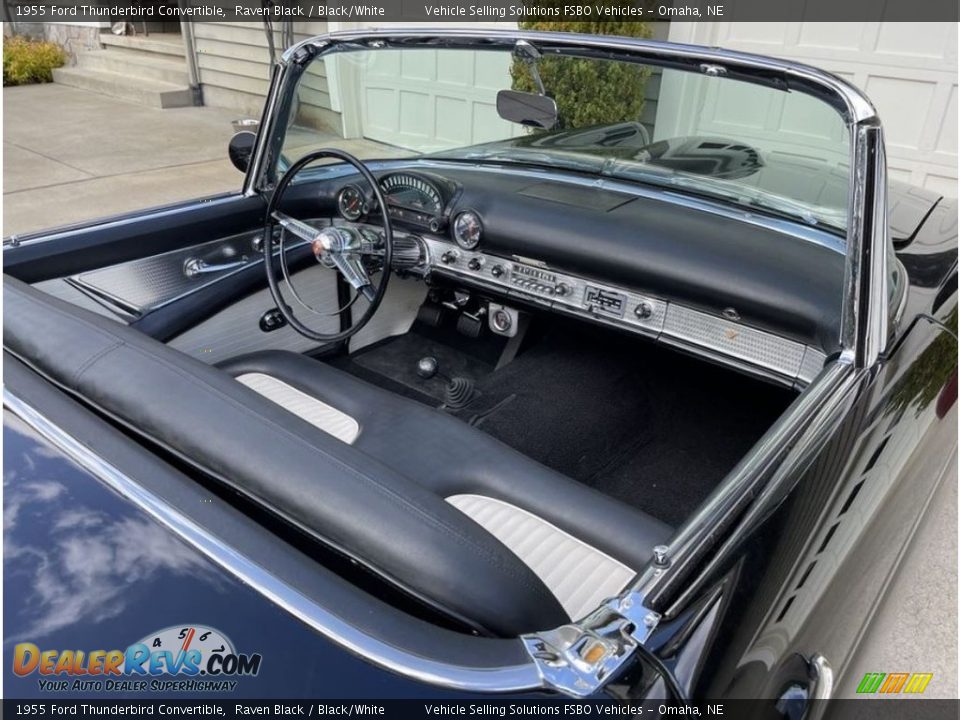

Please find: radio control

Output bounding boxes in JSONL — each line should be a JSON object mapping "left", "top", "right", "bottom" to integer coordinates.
{"left": 555, "top": 282, "right": 571, "bottom": 297}
{"left": 634, "top": 301, "right": 653, "bottom": 319}
{"left": 491, "top": 264, "right": 505, "bottom": 278}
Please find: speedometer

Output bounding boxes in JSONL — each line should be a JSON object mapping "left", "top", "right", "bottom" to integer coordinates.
{"left": 379, "top": 174, "right": 443, "bottom": 215}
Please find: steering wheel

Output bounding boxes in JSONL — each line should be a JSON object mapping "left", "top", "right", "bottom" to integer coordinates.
{"left": 263, "top": 148, "right": 393, "bottom": 343}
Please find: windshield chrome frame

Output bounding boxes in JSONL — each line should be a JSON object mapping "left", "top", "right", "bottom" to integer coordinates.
{"left": 246, "top": 28, "right": 887, "bottom": 367}
{"left": 243, "top": 28, "right": 892, "bottom": 686}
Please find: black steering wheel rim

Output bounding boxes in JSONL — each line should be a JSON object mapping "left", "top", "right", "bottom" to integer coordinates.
{"left": 263, "top": 148, "right": 393, "bottom": 343}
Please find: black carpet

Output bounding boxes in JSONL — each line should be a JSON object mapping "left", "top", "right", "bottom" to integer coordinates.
{"left": 331, "top": 319, "right": 504, "bottom": 405}
{"left": 335, "top": 321, "right": 796, "bottom": 526}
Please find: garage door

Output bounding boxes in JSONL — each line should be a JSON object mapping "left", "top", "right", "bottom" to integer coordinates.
{"left": 348, "top": 48, "right": 522, "bottom": 153}
{"left": 668, "top": 22, "right": 958, "bottom": 199}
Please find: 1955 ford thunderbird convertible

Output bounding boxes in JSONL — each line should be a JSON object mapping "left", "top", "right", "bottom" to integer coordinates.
{"left": 3, "top": 29, "right": 957, "bottom": 706}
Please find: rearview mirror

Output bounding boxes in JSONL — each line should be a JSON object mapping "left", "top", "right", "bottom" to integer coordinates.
{"left": 228, "top": 130, "right": 257, "bottom": 173}
{"left": 496, "top": 90, "right": 558, "bottom": 130}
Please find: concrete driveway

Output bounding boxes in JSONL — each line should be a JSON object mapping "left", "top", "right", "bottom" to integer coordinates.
{"left": 3, "top": 83, "right": 403, "bottom": 236}
{"left": 3, "top": 83, "right": 243, "bottom": 236}
{"left": 3, "top": 80, "right": 958, "bottom": 698}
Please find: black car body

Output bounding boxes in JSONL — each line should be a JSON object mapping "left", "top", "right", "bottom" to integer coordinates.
{"left": 3, "top": 29, "right": 956, "bottom": 708}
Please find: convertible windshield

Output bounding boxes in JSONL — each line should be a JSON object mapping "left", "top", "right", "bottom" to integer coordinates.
{"left": 277, "top": 45, "right": 851, "bottom": 232}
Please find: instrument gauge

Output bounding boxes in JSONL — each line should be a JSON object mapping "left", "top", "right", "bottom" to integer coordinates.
{"left": 453, "top": 211, "right": 483, "bottom": 249}
{"left": 337, "top": 185, "right": 365, "bottom": 221}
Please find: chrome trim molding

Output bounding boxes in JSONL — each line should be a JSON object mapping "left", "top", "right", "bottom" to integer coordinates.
{"left": 2, "top": 389, "right": 544, "bottom": 694}
{"left": 421, "top": 236, "right": 824, "bottom": 387}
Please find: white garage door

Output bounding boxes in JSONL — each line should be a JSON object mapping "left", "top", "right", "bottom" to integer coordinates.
{"left": 355, "top": 48, "right": 521, "bottom": 152}
{"left": 668, "top": 22, "right": 958, "bottom": 199}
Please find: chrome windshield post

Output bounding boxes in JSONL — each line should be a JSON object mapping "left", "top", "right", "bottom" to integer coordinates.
{"left": 842, "top": 122, "right": 891, "bottom": 369}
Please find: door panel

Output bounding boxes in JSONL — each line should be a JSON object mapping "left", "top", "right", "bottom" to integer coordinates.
{"left": 168, "top": 263, "right": 341, "bottom": 363}
{"left": 4, "top": 193, "right": 265, "bottom": 284}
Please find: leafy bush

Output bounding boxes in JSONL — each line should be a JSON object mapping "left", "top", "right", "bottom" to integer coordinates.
{"left": 511, "top": 21, "right": 652, "bottom": 130}
{"left": 3, "top": 36, "right": 67, "bottom": 86}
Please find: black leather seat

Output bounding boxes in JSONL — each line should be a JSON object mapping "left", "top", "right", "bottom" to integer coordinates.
{"left": 4, "top": 277, "right": 672, "bottom": 636}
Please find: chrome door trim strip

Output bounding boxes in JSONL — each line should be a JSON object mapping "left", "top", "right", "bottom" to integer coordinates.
{"left": 2, "top": 389, "right": 544, "bottom": 694}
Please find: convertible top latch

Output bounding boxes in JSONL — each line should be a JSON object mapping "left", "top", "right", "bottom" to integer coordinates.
{"left": 521, "top": 591, "right": 660, "bottom": 698}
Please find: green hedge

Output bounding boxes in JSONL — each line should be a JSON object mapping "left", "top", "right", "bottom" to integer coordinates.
{"left": 3, "top": 36, "right": 67, "bottom": 86}
{"left": 512, "top": 21, "right": 652, "bottom": 130}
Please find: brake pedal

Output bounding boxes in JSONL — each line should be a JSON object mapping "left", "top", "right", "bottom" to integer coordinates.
{"left": 416, "top": 302, "right": 445, "bottom": 328}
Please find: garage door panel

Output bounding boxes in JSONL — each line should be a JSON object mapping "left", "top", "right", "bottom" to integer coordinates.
{"left": 874, "top": 22, "right": 955, "bottom": 60}
{"left": 356, "top": 49, "right": 520, "bottom": 152}
{"left": 935, "top": 86, "right": 958, "bottom": 156}
{"left": 668, "top": 21, "right": 958, "bottom": 199}
{"left": 797, "top": 22, "right": 864, "bottom": 51}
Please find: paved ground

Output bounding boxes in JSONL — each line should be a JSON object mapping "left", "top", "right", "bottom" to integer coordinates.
{"left": 3, "top": 81, "right": 958, "bottom": 696}
{"left": 2, "top": 83, "right": 405, "bottom": 236}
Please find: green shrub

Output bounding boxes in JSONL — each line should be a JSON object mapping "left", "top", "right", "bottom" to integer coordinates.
{"left": 3, "top": 36, "right": 67, "bottom": 86}
{"left": 511, "top": 21, "right": 652, "bottom": 130}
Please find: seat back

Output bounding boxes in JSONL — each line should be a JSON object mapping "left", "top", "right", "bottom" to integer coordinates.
{"left": 3, "top": 277, "right": 569, "bottom": 636}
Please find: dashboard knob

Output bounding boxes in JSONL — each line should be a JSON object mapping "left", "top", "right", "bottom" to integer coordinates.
{"left": 467, "top": 257, "right": 483, "bottom": 271}
{"left": 634, "top": 302, "right": 653, "bottom": 319}
{"left": 490, "top": 264, "right": 505, "bottom": 278}
{"left": 441, "top": 250, "right": 458, "bottom": 265}
{"left": 555, "top": 282, "right": 571, "bottom": 297}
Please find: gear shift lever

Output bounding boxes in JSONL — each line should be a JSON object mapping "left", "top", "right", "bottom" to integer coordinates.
{"left": 416, "top": 356, "right": 439, "bottom": 379}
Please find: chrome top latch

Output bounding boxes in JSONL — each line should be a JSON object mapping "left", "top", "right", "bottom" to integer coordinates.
{"left": 521, "top": 591, "right": 660, "bottom": 698}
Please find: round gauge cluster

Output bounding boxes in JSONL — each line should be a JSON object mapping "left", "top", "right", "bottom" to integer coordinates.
{"left": 452, "top": 211, "right": 483, "bottom": 249}
{"left": 337, "top": 185, "right": 366, "bottom": 221}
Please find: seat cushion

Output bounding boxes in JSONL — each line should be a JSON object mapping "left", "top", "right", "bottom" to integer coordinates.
{"left": 220, "top": 350, "right": 674, "bottom": 619}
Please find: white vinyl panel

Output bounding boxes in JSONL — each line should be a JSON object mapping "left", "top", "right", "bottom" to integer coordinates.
{"left": 447, "top": 494, "right": 636, "bottom": 621}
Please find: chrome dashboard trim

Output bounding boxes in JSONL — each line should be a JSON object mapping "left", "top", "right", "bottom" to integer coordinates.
{"left": 421, "top": 236, "right": 825, "bottom": 387}
{"left": 3, "top": 389, "right": 545, "bottom": 694}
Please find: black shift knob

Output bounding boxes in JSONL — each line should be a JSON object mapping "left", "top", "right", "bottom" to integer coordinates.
{"left": 416, "top": 356, "right": 439, "bottom": 379}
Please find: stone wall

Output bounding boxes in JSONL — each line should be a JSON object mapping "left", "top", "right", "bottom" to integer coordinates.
{"left": 42, "top": 23, "right": 102, "bottom": 62}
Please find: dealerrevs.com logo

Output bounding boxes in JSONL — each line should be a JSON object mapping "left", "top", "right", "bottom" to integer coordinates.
{"left": 13, "top": 625, "right": 262, "bottom": 693}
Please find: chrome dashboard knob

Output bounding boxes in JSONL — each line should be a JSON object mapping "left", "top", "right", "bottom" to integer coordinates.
{"left": 555, "top": 282, "right": 571, "bottom": 296}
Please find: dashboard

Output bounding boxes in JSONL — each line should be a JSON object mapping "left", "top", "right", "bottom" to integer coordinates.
{"left": 325, "top": 163, "right": 842, "bottom": 388}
